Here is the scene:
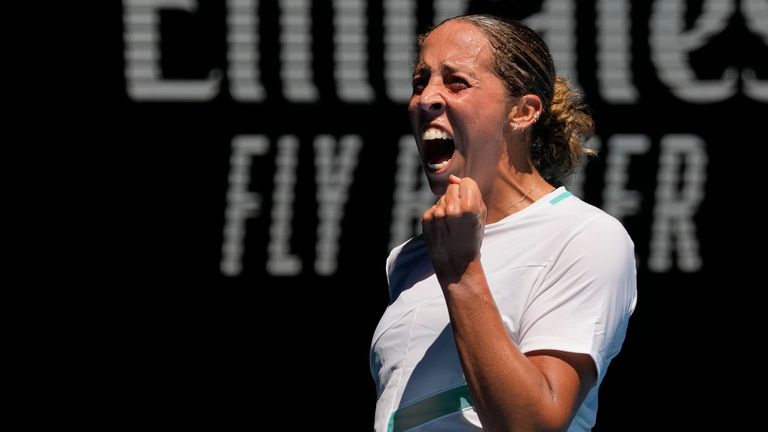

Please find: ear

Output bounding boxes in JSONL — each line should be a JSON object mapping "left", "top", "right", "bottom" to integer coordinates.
{"left": 509, "top": 94, "right": 543, "bottom": 131}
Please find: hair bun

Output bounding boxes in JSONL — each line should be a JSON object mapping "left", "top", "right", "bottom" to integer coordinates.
{"left": 533, "top": 75, "right": 595, "bottom": 185}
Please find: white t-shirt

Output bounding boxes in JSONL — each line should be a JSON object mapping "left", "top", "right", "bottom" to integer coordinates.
{"left": 370, "top": 187, "right": 637, "bottom": 431}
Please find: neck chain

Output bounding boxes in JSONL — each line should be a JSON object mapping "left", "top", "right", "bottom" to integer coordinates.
{"left": 506, "top": 177, "right": 539, "bottom": 213}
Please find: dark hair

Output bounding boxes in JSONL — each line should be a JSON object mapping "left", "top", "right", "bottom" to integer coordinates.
{"left": 418, "top": 14, "right": 595, "bottom": 186}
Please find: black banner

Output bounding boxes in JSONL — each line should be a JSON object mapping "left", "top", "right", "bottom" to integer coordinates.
{"left": 8, "top": 0, "right": 764, "bottom": 429}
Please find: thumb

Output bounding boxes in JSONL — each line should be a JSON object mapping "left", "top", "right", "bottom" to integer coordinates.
{"left": 448, "top": 174, "right": 462, "bottom": 184}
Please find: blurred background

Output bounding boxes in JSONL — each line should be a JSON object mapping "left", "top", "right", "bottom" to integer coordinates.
{"left": 6, "top": 0, "right": 764, "bottom": 429}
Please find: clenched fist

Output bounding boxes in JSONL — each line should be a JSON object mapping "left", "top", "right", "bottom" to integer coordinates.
{"left": 422, "top": 175, "right": 487, "bottom": 283}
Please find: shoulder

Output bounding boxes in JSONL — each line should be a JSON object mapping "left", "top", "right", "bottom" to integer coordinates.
{"left": 539, "top": 192, "right": 636, "bottom": 287}
{"left": 386, "top": 235, "right": 426, "bottom": 276}
{"left": 385, "top": 235, "right": 430, "bottom": 301}
{"left": 550, "top": 191, "right": 634, "bottom": 251}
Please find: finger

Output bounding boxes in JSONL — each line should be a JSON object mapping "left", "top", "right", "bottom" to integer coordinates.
{"left": 444, "top": 183, "right": 460, "bottom": 214}
{"left": 422, "top": 205, "right": 435, "bottom": 222}
{"left": 448, "top": 174, "right": 462, "bottom": 185}
{"left": 459, "top": 178, "right": 487, "bottom": 221}
{"left": 432, "top": 203, "right": 446, "bottom": 219}
{"left": 421, "top": 217, "right": 434, "bottom": 243}
{"left": 458, "top": 177, "right": 479, "bottom": 206}
{"left": 445, "top": 183, "right": 460, "bottom": 202}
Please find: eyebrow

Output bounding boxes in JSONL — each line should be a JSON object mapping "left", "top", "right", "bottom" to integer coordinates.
{"left": 412, "top": 64, "right": 431, "bottom": 77}
{"left": 413, "top": 63, "right": 477, "bottom": 78}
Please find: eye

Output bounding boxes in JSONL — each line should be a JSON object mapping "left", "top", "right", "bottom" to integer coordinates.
{"left": 446, "top": 76, "right": 469, "bottom": 92}
{"left": 412, "top": 76, "right": 427, "bottom": 94}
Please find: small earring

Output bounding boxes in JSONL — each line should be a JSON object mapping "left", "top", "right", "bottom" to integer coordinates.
{"left": 533, "top": 111, "right": 540, "bottom": 122}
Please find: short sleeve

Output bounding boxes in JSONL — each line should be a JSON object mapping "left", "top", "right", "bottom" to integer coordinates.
{"left": 517, "top": 214, "right": 637, "bottom": 381}
{"left": 385, "top": 235, "right": 431, "bottom": 304}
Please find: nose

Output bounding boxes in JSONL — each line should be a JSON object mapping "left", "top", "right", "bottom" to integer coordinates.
{"left": 418, "top": 82, "right": 445, "bottom": 113}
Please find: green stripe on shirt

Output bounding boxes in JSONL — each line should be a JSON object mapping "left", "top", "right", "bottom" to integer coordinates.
{"left": 549, "top": 191, "right": 573, "bottom": 205}
{"left": 388, "top": 384, "right": 473, "bottom": 432}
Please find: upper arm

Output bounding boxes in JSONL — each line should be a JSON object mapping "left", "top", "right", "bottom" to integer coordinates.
{"left": 519, "top": 215, "right": 637, "bottom": 383}
{"left": 526, "top": 349, "right": 597, "bottom": 424}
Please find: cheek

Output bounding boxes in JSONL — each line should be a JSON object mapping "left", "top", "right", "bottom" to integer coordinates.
{"left": 407, "top": 105, "right": 420, "bottom": 129}
{"left": 473, "top": 108, "right": 508, "bottom": 141}
{"left": 479, "top": 99, "right": 509, "bottom": 123}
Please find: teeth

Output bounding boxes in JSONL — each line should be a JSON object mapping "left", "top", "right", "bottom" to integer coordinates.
{"left": 428, "top": 160, "right": 450, "bottom": 171}
{"left": 422, "top": 128, "right": 451, "bottom": 140}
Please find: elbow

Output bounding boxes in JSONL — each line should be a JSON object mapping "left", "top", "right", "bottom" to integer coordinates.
{"left": 531, "top": 398, "right": 581, "bottom": 432}
{"left": 482, "top": 421, "right": 571, "bottom": 432}
{"left": 526, "top": 415, "right": 574, "bottom": 432}
{"left": 535, "top": 415, "right": 575, "bottom": 432}
{"left": 478, "top": 408, "right": 575, "bottom": 432}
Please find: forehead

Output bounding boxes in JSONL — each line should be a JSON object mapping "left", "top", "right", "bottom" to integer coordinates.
{"left": 418, "top": 21, "right": 492, "bottom": 68}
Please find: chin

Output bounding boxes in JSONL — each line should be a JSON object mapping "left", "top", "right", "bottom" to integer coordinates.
{"left": 426, "top": 173, "right": 449, "bottom": 196}
{"left": 429, "top": 182, "right": 446, "bottom": 197}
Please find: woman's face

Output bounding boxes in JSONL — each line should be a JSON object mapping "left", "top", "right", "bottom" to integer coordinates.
{"left": 408, "top": 20, "right": 513, "bottom": 196}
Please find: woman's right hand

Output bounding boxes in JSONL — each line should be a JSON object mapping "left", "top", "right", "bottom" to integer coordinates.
{"left": 422, "top": 175, "right": 487, "bottom": 283}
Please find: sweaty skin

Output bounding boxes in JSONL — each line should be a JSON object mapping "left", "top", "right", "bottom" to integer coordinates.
{"left": 414, "top": 21, "right": 596, "bottom": 431}
{"left": 410, "top": 21, "right": 545, "bottom": 224}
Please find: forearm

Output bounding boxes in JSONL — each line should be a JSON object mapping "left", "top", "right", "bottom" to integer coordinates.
{"left": 439, "top": 260, "right": 575, "bottom": 432}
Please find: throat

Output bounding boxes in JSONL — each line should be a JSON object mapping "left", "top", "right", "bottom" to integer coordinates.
{"left": 486, "top": 174, "right": 547, "bottom": 223}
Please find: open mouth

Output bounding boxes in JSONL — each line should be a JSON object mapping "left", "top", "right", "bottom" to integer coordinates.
{"left": 422, "top": 128, "right": 455, "bottom": 172}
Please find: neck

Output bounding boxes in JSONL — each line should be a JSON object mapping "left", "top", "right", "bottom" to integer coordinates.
{"left": 484, "top": 168, "right": 554, "bottom": 224}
